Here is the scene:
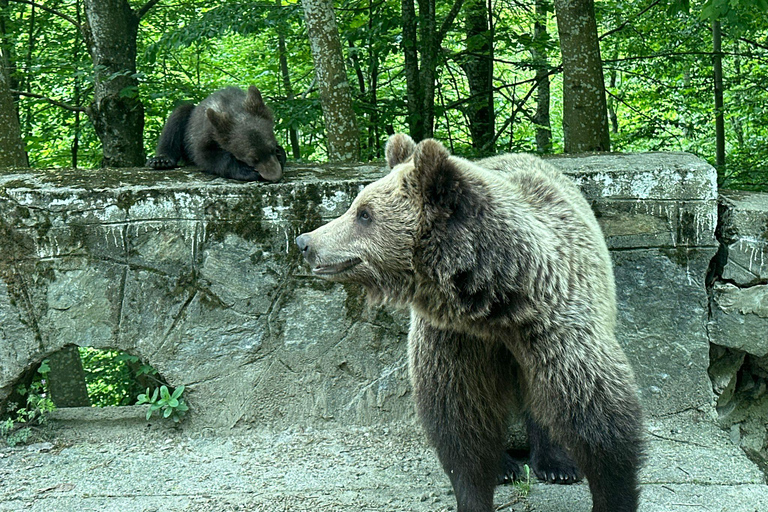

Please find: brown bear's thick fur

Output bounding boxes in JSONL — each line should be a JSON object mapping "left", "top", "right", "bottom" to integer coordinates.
{"left": 296, "top": 134, "right": 643, "bottom": 512}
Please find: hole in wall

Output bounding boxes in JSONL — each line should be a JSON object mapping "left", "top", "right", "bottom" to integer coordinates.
{"left": 2, "top": 346, "right": 182, "bottom": 446}
{"left": 709, "top": 344, "right": 768, "bottom": 479}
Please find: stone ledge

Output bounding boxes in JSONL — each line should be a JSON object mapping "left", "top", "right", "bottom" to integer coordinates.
{"left": 0, "top": 153, "right": 718, "bottom": 429}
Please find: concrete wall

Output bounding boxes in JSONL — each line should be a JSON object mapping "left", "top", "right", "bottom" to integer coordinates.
{"left": 0, "top": 153, "right": 722, "bottom": 431}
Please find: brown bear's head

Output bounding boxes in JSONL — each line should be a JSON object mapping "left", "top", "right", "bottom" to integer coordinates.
{"left": 206, "top": 86, "right": 285, "bottom": 182}
{"left": 296, "top": 133, "right": 473, "bottom": 306}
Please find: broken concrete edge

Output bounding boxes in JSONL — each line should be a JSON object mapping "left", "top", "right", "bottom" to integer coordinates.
{"left": 48, "top": 404, "right": 149, "bottom": 422}
{"left": 706, "top": 188, "right": 768, "bottom": 477}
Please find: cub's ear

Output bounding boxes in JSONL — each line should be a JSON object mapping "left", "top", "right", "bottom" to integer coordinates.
{"left": 244, "top": 85, "right": 273, "bottom": 121}
{"left": 411, "top": 139, "right": 462, "bottom": 210}
{"left": 206, "top": 108, "right": 233, "bottom": 138}
{"left": 385, "top": 133, "right": 416, "bottom": 168}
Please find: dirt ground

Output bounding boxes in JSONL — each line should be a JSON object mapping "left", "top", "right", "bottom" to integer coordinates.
{"left": 1, "top": 413, "right": 767, "bottom": 512}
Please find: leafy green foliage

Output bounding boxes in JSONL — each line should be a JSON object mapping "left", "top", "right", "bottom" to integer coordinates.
{"left": 79, "top": 348, "right": 159, "bottom": 407}
{"left": 1, "top": 361, "right": 55, "bottom": 447}
{"left": 1, "top": 0, "right": 767, "bottom": 189}
{"left": 137, "top": 385, "right": 189, "bottom": 423}
{"left": 513, "top": 463, "right": 532, "bottom": 497}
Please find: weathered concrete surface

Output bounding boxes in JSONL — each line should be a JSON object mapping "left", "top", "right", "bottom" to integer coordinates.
{"left": 710, "top": 190, "right": 768, "bottom": 355}
{"left": 0, "top": 414, "right": 765, "bottom": 512}
{"left": 0, "top": 153, "right": 719, "bottom": 430}
{"left": 707, "top": 189, "right": 768, "bottom": 476}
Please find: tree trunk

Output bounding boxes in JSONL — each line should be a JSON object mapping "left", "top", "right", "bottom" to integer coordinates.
{"left": 81, "top": 0, "right": 145, "bottom": 167}
{"left": 401, "top": 0, "right": 463, "bottom": 142}
{"left": 531, "top": 0, "right": 552, "bottom": 153}
{"left": 730, "top": 40, "right": 743, "bottom": 149}
{"left": 712, "top": 19, "right": 725, "bottom": 171}
{"left": 402, "top": 0, "right": 423, "bottom": 141}
{"left": 0, "top": 0, "right": 19, "bottom": 98}
{"left": 276, "top": 0, "right": 300, "bottom": 159}
{"left": 301, "top": 0, "right": 360, "bottom": 162}
{"left": 417, "top": 0, "right": 438, "bottom": 140}
{"left": 554, "top": 0, "right": 610, "bottom": 152}
{"left": 460, "top": 0, "right": 495, "bottom": 153}
{"left": 0, "top": 59, "right": 27, "bottom": 167}
{"left": 47, "top": 346, "right": 91, "bottom": 408}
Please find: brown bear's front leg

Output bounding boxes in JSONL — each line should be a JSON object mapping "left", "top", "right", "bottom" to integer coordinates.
{"left": 514, "top": 330, "right": 643, "bottom": 512}
{"left": 409, "top": 317, "right": 516, "bottom": 512}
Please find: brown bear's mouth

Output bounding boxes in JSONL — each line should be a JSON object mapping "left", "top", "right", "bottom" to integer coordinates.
{"left": 312, "top": 257, "right": 362, "bottom": 276}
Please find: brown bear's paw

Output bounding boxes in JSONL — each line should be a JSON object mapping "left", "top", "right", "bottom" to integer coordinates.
{"left": 146, "top": 155, "right": 178, "bottom": 169}
{"left": 530, "top": 445, "right": 582, "bottom": 485}
{"left": 497, "top": 452, "right": 527, "bottom": 485}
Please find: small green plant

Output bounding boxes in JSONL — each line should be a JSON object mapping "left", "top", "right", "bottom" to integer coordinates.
{"left": 513, "top": 464, "right": 532, "bottom": 497}
{"left": 137, "top": 385, "right": 188, "bottom": 423}
{"left": 1, "top": 360, "right": 55, "bottom": 447}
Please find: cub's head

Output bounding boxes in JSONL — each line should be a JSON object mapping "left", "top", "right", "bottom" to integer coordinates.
{"left": 296, "top": 133, "right": 466, "bottom": 305}
{"left": 206, "top": 86, "right": 286, "bottom": 182}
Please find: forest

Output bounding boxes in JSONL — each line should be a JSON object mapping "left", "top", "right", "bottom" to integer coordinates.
{"left": 0, "top": 0, "right": 767, "bottom": 191}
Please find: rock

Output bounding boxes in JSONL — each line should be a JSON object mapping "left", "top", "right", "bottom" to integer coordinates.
{"left": 0, "top": 154, "right": 718, "bottom": 429}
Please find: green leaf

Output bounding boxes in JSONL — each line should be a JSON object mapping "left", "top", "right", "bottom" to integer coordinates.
{"left": 160, "top": 386, "right": 171, "bottom": 401}
{"left": 37, "top": 360, "right": 51, "bottom": 374}
{"left": 163, "top": 407, "right": 173, "bottom": 418}
{"left": 171, "top": 386, "right": 185, "bottom": 400}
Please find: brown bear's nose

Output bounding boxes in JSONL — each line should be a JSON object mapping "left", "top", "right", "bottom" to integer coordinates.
{"left": 296, "top": 233, "right": 315, "bottom": 264}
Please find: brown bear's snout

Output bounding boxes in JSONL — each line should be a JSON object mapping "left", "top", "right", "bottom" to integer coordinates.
{"left": 295, "top": 233, "right": 316, "bottom": 265}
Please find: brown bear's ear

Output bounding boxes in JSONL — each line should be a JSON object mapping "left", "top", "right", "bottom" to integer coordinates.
{"left": 244, "top": 85, "right": 273, "bottom": 121}
{"left": 385, "top": 133, "right": 416, "bottom": 168}
{"left": 411, "top": 139, "right": 462, "bottom": 210}
{"left": 207, "top": 108, "right": 233, "bottom": 139}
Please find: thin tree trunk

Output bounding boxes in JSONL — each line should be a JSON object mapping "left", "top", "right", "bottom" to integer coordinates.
{"left": 276, "top": 0, "right": 300, "bottom": 159}
{"left": 367, "top": 0, "right": 380, "bottom": 158}
{"left": 0, "top": 0, "right": 26, "bottom": 167}
{"left": 22, "top": 1, "right": 34, "bottom": 136}
{"left": 301, "top": 0, "right": 360, "bottom": 162}
{"left": 712, "top": 19, "right": 725, "bottom": 171}
{"left": 81, "top": 0, "right": 146, "bottom": 167}
{"left": 47, "top": 346, "right": 91, "bottom": 408}
{"left": 460, "top": 0, "right": 495, "bottom": 153}
{"left": 402, "top": 0, "right": 464, "bottom": 141}
{"left": 402, "top": 0, "right": 422, "bottom": 141}
{"left": 554, "top": 0, "right": 610, "bottom": 152}
{"left": 730, "top": 40, "right": 743, "bottom": 149}
{"left": 531, "top": 0, "right": 552, "bottom": 153}
{"left": 0, "top": 59, "right": 27, "bottom": 166}
{"left": 72, "top": 0, "right": 82, "bottom": 168}
{"left": 417, "top": 0, "right": 437, "bottom": 140}
{"left": 0, "top": 0, "right": 18, "bottom": 95}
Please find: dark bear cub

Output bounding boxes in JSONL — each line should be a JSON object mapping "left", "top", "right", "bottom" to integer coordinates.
{"left": 147, "top": 85, "right": 286, "bottom": 182}
{"left": 297, "top": 134, "right": 643, "bottom": 512}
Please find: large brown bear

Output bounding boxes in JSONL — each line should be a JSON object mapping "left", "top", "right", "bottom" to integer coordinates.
{"left": 296, "top": 134, "right": 643, "bottom": 512}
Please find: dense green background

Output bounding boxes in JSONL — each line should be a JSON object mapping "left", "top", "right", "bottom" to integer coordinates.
{"left": 2, "top": 0, "right": 767, "bottom": 185}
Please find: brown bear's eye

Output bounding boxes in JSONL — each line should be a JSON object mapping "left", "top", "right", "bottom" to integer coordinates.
{"left": 357, "top": 208, "right": 372, "bottom": 226}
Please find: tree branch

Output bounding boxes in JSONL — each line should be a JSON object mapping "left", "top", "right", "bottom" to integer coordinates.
{"left": 8, "top": 0, "right": 79, "bottom": 27}
{"left": 599, "top": 0, "right": 660, "bottom": 41}
{"left": 137, "top": 0, "right": 161, "bottom": 20}
{"left": 11, "top": 90, "right": 85, "bottom": 112}
{"left": 437, "top": 0, "right": 465, "bottom": 46}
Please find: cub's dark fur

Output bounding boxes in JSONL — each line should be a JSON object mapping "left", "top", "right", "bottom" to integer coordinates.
{"left": 147, "top": 86, "right": 286, "bottom": 182}
{"left": 297, "top": 134, "right": 643, "bottom": 512}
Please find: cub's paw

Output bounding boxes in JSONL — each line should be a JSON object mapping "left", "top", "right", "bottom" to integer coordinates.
{"left": 530, "top": 447, "right": 582, "bottom": 484}
{"left": 146, "top": 155, "right": 177, "bottom": 169}
{"left": 497, "top": 452, "right": 527, "bottom": 485}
